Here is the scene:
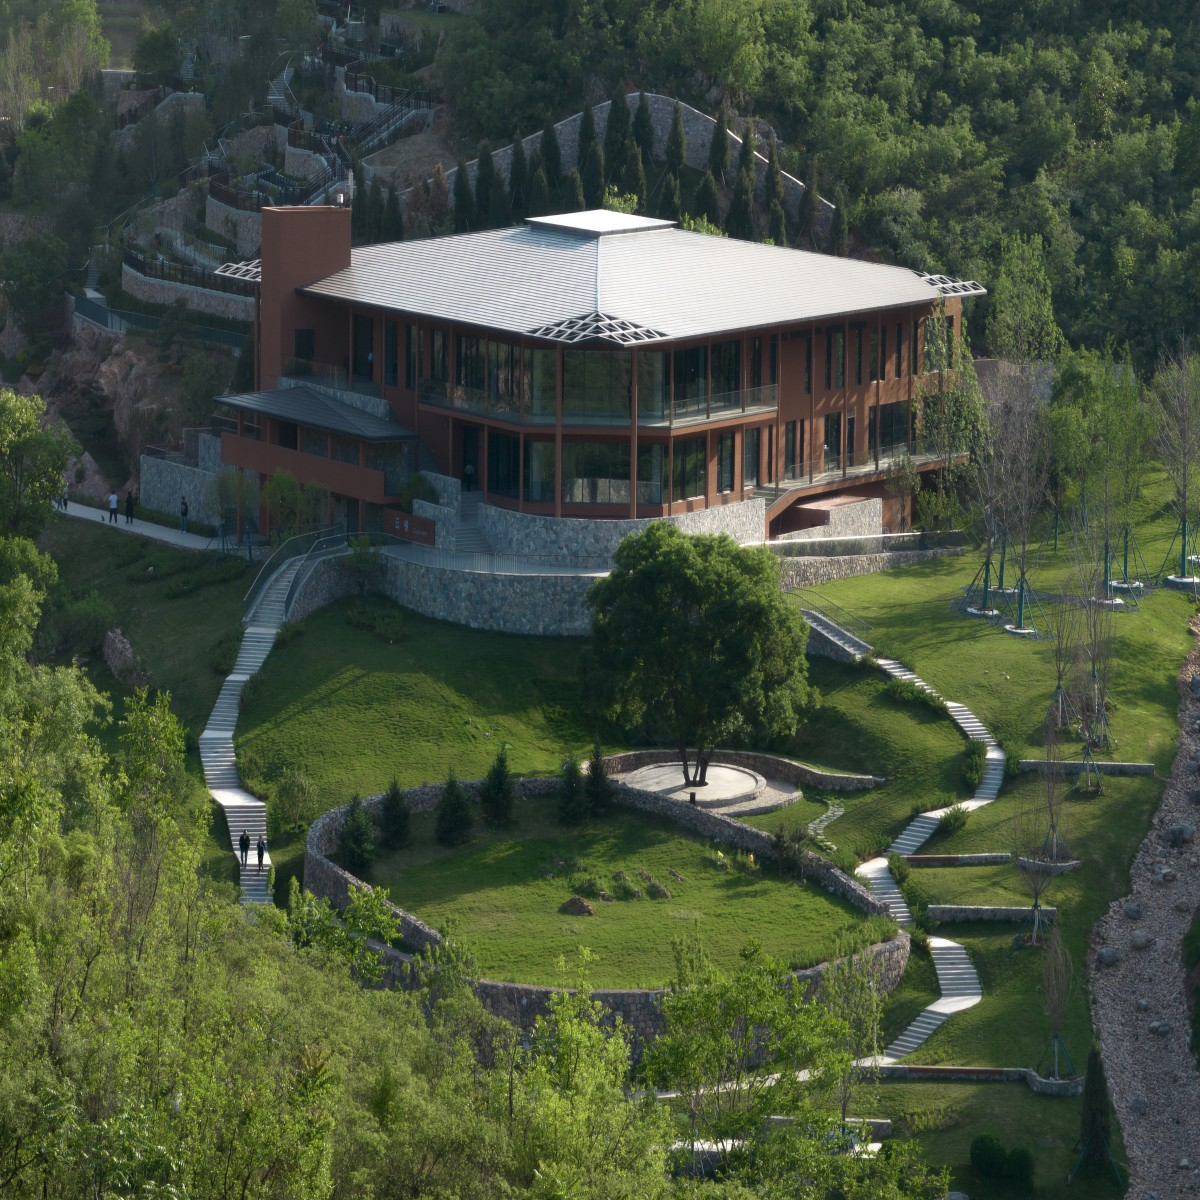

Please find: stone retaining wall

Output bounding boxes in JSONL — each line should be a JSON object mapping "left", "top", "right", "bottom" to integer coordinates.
{"left": 906, "top": 853, "right": 1011, "bottom": 867}
{"left": 424, "top": 471, "right": 462, "bottom": 509}
{"left": 381, "top": 554, "right": 599, "bottom": 635}
{"left": 120, "top": 263, "right": 256, "bottom": 322}
{"left": 877, "top": 1064, "right": 1082, "bottom": 1097}
{"left": 305, "top": 774, "right": 905, "bottom": 1051}
{"left": 803, "top": 622, "right": 862, "bottom": 663}
{"left": 603, "top": 749, "right": 880, "bottom": 793}
{"left": 205, "top": 195, "right": 262, "bottom": 258}
{"left": 1018, "top": 759, "right": 1155, "bottom": 776}
{"left": 779, "top": 548, "right": 965, "bottom": 588}
{"left": 477, "top": 500, "right": 765, "bottom": 560}
{"left": 138, "top": 454, "right": 219, "bottom": 523}
{"left": 927, "top": 905, "right": 1056, "bottom": 923}
{"left": 411, "top": 93, "right": 833, "bottom": 232}
{"left": 284, "top": 144, "right": 329, "bottom": 181}
{"left": 287, "top": 555, "right": 358, "bottom": 624}
{"left": 412, "top": 498, "right": 456, "bottom": 549}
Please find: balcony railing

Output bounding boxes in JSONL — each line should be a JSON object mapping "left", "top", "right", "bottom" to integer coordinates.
{"left": 416, "top": 379, "right": 778, "bottom": 427}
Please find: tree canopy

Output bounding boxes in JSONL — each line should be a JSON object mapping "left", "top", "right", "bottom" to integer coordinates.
{"left": 586, "top": 523, "right": 810, "bottom": 786}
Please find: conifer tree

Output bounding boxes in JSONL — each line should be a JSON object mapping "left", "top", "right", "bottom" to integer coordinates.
{"left": 799, "top": 158, "right": 821, "bottom": 247}
{"left": 337, "top": 794, "right": 376, "bottom": 875}
{"left": 831, "top": 189, "right": 850, "bottom": 255}
{"left": 509, "top": 134, "right": 527, "bottom": 215}
{"left": 453, "top": 159, "right": 474, "bottom": 232}
{"left": 768, "top": 199, "right": 786, "bottom": 245}
{"left": 658, "top": 171, "right": 681, "bottom": 221}
{"left": 693, "top": 169, "right": 720, "bottom": 226}
{"left": 622, "top": 140, "right": 647, "bottom": 211}
{"left": 708, "top": 100, "right": 730, "bottom": 183}
{"left": 475, "top": 142, "right": 495, "bottom": 226}
{"left": 585, "top": 739, "right": 612, "bottom": 814}
{"left": 488, "top": 173, "right": 510, "bottom": 227}
{"left": 765, "top": 138, "right": 784, "bottom": 210}
{"left": 666, "top": 99, "right": 686, "bottom": 178}
{"left": 604, "top": 89, "right": 630, "bottom": 183}
{"left": 380, "top": 778, "right": 411, "bottom": 848}
{"left": 558, "top": 755, "right": 587, "bottom": 825}
{"left": 1077, "top": 1048, "right": 1113, "bottom": 1178}
{"left": 582, "top": 141, "right": 605, "bottom": 208}
{"left": 564, "top": 169, "right": 585, "bottom": 211}
{"left": 541, "top": 119, "right": 562, "bottom": 189}
{"left": 527, "top": 164, "right": 549, "bottom": 217}
{"left": 736, "top": 125, "right": 755, "bottom": 177}
{"left": 383, "top": 184, "right": 404, "bottom": 242}
{"left": 435, "top": 771, "right": 473, "bottom": 846}
{"left": 479, "top": 746, "right": 516, "bottom": 827}
{"left": 725, "top": 167, "right": 756, "bottom": 241}
{"left": 633, "top": 91, "right": 654, "bottom": 165}
{"left": 578, "top": 100, "right": 596, "bottom": 170}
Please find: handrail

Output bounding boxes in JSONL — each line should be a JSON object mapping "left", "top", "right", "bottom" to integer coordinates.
{"left": 789, "top": 588, "right": 874, "bottom": 636}
{"left": 284, "top": 528, "right": 351, "bottom": 617}
{"left": 243, "top": 523, "right": 342, "bottom": 617}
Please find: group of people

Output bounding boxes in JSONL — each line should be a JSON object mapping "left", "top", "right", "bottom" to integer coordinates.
{"left": 238, "top": 830, "right": 268, "bottom": 870}
{"left": 98, "top": 492, "right": 190, "bottom": 531}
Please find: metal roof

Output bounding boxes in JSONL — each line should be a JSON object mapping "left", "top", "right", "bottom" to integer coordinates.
{"left": 299, "top": 215, "right": 987, "bottom": 346}
{"left": 218, "top": 386, "right": 416, "bottom": 440}
{"left": 216, "top": 258, "right": 262, "bottom": 282}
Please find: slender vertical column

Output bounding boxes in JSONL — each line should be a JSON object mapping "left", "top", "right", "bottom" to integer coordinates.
{"left": 630, "top": 348, "right": 639, "bottom": 518}
{"left": 554, "top": 347, "right": 562, "bottom": 519}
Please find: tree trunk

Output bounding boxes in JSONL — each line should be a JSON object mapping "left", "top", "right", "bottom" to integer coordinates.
{"left": 678, "top": 747, "right": 694, "bottom": 787}
{"left": 697, "top": 750, "right": 710, "bottom": 785}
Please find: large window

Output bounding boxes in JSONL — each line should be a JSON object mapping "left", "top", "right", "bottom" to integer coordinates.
{"left": 751, "top": 336, "right": 762, "bottom": 389}
{"left": 302, "top": 427, "right": 327, "bottom": 457}
{"left": 489, "top": 340, "right": 520, "bottom": 418}
{"left": 784, "top": 420, "right": 797, "bottom": 480}
{"left": 673, "top": 346, "right": 707, "bottom": 418}
{"left": 638, "top": 350, "right": 669, "bottom": 422}
{"left": 846, "top": 414, "right": 856, "bottom": 467}
{"left": 823, "top": 413, "right": 841, "bottom": 473}
{"left": 672, "top": 437, "right": 706, "bottom": 501}
{"left": 744, "top": 427, "right": 760, "bottom": 489}
{"left": 879, "top": 325, "right": 888, "bottom": 381}
{"left": 804, "top": 333, "right": 812, "bottom": 394}
{"left": 895, "top": 322, "right": 903, "bottom": 377}
{"left": 874, "top": 401, "right": 910, "bottom": 460}
{"left": 455, "top": 333, "right": 485, "bottom": 392}
{"left": 561, "top": 440, "right": 631, "bottom": 505}
{"left": 404, "top": 324, "right": 417, "bottom": 389}
{"left": 853, "top": 326, "right": 863, "bottom": 386}
{"left": 825, "top": 328, "right": 845, "bottom": 390}
{"left": 431, "top": 329, "right": 448, "bottom": 382}
{"left": 869, "top": 329, "right": 878, "bottom": 382}
{"left": 637, "top": 444, "right": 664, "bottom": 504}
{"left": 527, "top": 347, "right": 556, "bottom": 423}
{"left": 562, "top": 350, "right": 631, "bottom": 423}
{"left": 717, "top": 432, "right": 735, "bottom": 493}
{"left": 487, "top": 430, "right": 520, "bottom": 498}
{"left": 523, "top": 440, "right": 555, "bottom": 502}
{"left": 711, "top": 340, "right": 741, "bottom": 413}
{"left": 385, "top": 321, "right": 398, "bottom": 386}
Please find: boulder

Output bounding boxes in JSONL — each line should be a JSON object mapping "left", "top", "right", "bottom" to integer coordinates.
{"left": 1149, "top": 1020, "right": 1170, "bottom": 1036}
{"left": 1130, "top": 930, "right": 1152, "bottom": 950}
{"left": 1097, "top": 946, "right": 1120, "bottom": 966}
{"left": 1190, "top": 674, "right": 1200, "bottom": 695}
{"left": 1136, "top": 997, "right": 1149, "bottom": 1011}
{"left": 1129, "top": 1096, "right": 1148, "bottom": 1114}
{"left": 1124, "top": 901, "right": 1143, "bottom": 920}
{"left": 559, "top": 896, "right": 595, "bottom": 916}
{"left": 1164, "top": 823, "right": 1195, "bottom": 848}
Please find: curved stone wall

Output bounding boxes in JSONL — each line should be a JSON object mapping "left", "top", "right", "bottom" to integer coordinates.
{"left": 304, "top": 761, "right": 905, "bottom": 1052}
{"left": 602, "top": 749, "right": 882, "bottom": 794}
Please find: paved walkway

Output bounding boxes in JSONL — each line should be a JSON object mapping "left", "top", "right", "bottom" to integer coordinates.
{"left": 805, "top": 624, "right": 998, "bottom": 1061}
{"left": 56, "top": 501, "right": 218, "bottom": 551}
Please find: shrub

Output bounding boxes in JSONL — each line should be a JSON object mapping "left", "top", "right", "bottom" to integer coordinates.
{"left": 275, "top": 622, "right": 303, "bottom": 648}
{"left": 479, "top": 747, "right": 515, "bottom": 826}
{"left": 346, "top": 601, "right": 406, "bottom": 643}
{"left": 1005, "top": 1146, "right": 1034, "bottom": 1189}
{"left": 886, "top": 851, "right": 910, "bottom": 885}
{"left": 269, "top": 765, "right": 320, "bottom": 837}
{"left": 211, "top": 629, "right": 241, "bottom": 674}
{"left": 969, "top": 1133, "right": 1008, "bottom": 1179}
{"left": 379, "top": 778, "right": 411, "bottom": 849}
{"left": 584, "top": 739, "right": 612, "bottom": 814}
{"left": 336, "top": 794, "right": 376, "bottom": 876}
{"left": 435, "top": 772, "right": 473, "bottom": 846}
{"left": 558, "top": 755, "right": 587, "bottom": 825}
{"left": 935, "top": 805, "right": 968, "bottom": 838}
{"left": 884, "top": 677, "right": 947, "bottom": 714}
{"left": 962, "top": 741, "right": 986, "bottom": 789}
{"left": 395, "top": 471, "right": 439, "bottom": 513}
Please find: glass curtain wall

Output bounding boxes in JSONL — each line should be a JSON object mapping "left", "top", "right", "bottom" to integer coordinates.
{"left": 671, "top": 437, "right": 706, "bottom": 501}
{"left": 561, "top": 441, "right": 631, "bottom": 504}
{"left": 562, "top": 350, "right": 631, "bottom": 424}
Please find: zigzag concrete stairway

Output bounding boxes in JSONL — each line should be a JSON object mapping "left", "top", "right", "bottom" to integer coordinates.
{"left": 198, "top": 559, "right": 303, "bottom": 904}
{"left": 804, "top": 618, "right": 1001, "bottom": 1060}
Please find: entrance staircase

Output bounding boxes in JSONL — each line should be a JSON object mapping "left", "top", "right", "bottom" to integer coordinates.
{"left": 455, "top": 490, "right": 491, "bottom": 554}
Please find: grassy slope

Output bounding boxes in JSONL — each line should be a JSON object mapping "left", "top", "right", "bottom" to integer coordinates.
{"left": 368, "top": 795, "right": 870, "bottom": 989}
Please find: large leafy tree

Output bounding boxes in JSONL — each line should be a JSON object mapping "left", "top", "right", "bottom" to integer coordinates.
{"left": 0, "top": 390, "right": 77, "bottom": 538}
{"left": 586, "top": 523, "right": 809, "bottom": 786}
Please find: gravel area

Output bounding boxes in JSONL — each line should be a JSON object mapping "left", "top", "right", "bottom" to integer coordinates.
{"left": 1089, "top": 615, "right": 1200, "bottom": 1198}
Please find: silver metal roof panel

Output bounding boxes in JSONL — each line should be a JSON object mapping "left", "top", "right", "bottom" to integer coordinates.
{"left": 219, "top": 386, "right": 415, "bottom": 440}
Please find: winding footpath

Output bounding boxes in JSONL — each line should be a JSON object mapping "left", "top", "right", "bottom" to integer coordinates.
{"left": 802, "top": 611, "right": 999, "bottom": 1060}
{"left": 198, "top": 560, "right": 303, "bottom": 903}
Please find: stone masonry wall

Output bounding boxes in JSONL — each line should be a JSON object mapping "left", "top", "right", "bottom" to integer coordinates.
{"left": 409, "top": 93, "right": 834, "bottom": 230}
{"left": 120, "top": 264, "right": 256, "bottom": 322}
{"left": 412, "top": 498, "right": 456, "bottom": 549}
{"left": 305, "top": 773, "right": 905, "bottom": 1051}
{"left": 205, "top": 194, "right": 262, "bottom": 259}
{"left": 602, "top": 749, "right": 881, "bottom": 794}
{"left": 138, "top": 455, "right": 218, "bottom": 523}
{"left": 877, "top": 1064, "right": 1082, "bottom": 1097}
{"left": 926, "top": 905, "right": 1057, "bottom": 923}
{"left": 284, "top": 144, "right": 328, "bottom": 181}
{"left": 197, "top": 432, "right": 223, "bottom": 475}
{"left": 477, "top": 499, "right": 766, "bottom": 559}
{"left": 381, "top": 554, "right": 598, "bottom": 635}
{"left": 779, "top": 547, "right": 965, "bottom": 588}
{"left": 287, "top": 555, "right": 359, "bottom": 624}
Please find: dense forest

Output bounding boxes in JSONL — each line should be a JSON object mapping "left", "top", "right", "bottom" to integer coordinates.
{"left": 440, "top": 0, "right": 1200, "bottom": 370}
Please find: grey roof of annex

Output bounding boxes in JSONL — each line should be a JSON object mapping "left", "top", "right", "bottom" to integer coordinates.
{"left": 298, "top": 211, "right": 984, "bottom": 347}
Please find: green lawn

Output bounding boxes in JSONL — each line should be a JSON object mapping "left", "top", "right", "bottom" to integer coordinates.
{"left": 846, "top": 1082, "right": 1125, "bottom": 1199}
{"left": 365, "top": 794, "right": 878, "bottom": 988}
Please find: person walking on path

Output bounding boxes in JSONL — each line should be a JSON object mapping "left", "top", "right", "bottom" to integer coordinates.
{"left": 180, "top": 496, "right": 189, "bottom": 533}
{"left": 256, "top": 835, "right": 266, "bottom": 871}
{"left": 239, "top": 829, "right": 250, "bottom": 866}
{"left": 107, "top": 491, "right": 118, "bottom": 523}
{"left": 125, "top": 492, "right": 135, "bottom": 525}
